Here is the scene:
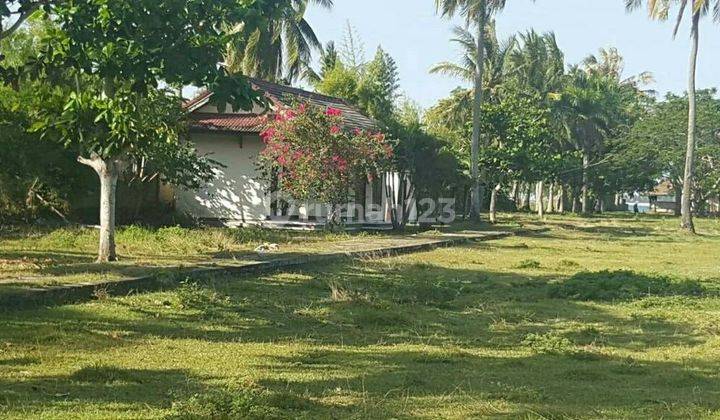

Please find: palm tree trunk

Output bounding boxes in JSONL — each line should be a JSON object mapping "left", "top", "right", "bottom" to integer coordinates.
{"left": 681, "top": 12, "right": 700, "bottom": 233}
{"left": 581, "top": 147, "right": 590, "bottom": 214}
{"left": 470, "top": 1, "right": 487, "bottom": 220}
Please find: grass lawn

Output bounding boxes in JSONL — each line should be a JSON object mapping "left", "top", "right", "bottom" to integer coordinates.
{"left": 1, "top": 214, "right": 719, "bottom": 418}
{"left": 0, "top": 225, "right": 429, "bottom": 290}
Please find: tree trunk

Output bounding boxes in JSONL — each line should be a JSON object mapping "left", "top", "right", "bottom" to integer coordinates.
{"left": 547, "top": 182, "right": 555, "bottom": 214}
{"left": 558, "top": 185, "right": 565, "bottom": 213}
{"left": 581, "top": 147, "right": 590, "bottom": 214}
{"left": 79, "top": 156, "right": 123, "bottom": 262}
{"left": 681, "top": 13, "right": 700, "bottom": 233}
{"left": 571, "top": 185, "right": 580, "bottom": 214}
{"left": 536, "top": 181, "right": 544, "bottom": 218}
{"left": 470, "top": 1, "right": 487, "bottom": 220}
{"left": 511, "top": 181, "right": 519, "bottom": 209}
{"left": 674, "top": 184, "right": 682, "bottom": 216}
{"left": 522, "top": 183, "right": 531, "bottom": 210}
{"left": 489, "top": 184, "right": 500, "bottom": 223}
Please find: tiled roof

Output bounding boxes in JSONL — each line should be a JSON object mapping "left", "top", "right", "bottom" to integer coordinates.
{"left": 190, "top": 112, "right": 267, "bottom": 133}
{"left": 186, "top": 78, "right": 378, "bottom": 133}
{"left": 649, "top": 180, "right": 676, "bottom": 197}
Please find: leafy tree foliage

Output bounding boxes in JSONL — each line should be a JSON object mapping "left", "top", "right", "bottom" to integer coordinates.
{"left": 623, "top": 90, "right": 720, "bottom": 214}
{"left": 22, "top": 0, "right": 275, "bottom": 261}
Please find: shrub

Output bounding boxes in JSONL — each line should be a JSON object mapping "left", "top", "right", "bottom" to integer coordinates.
{"left": 167, "top": 388, "right": 271, "bottom": 419}
{"left": 516, "top": 259, "right": 541, "bottom": 269}
{"left": 176, "top": 280, "right": 230, "bottom": 310}
{"left": 550, "top": 270, "right": 707, "bottom": 301}
{"left": 522, "top": 332, "right": 576, "bottom": 355}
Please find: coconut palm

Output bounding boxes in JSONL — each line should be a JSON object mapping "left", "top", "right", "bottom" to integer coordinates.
{"left": 626, "top": 0, "right": 718, "bottom": 233}
{"left": 583, "top": 47, "right": 655, "bottom": 89}
{"left": 435, "top": 0, "right": 509, "bottom": 219}
{"left": 430, "top": 21, "right": 516, "bottom": 101}
{"left": 226, "top": 0, "right": 333, "bottom": 83}
{"left": 505, "top": 30, "right": 565, "bottom": 99}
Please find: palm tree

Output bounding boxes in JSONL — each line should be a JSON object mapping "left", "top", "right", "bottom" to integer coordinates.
{"left": 430, "top": 21, "right": 516, "bottom": 101}
{"left": 626, "top": 0, "right": 717, "bottom": 233}
{"left": 583, "top": 46, "right": 655, "bottom": 90}
{"left": 555, "top": 68, "right": 625, "bottom": 214}
{"left": 435, "top": 0, "right": 509, "bottom": 219}
{"left": 505, "top": 30, "right": 565, "bottom": 99}
{"left": 226, "top": 0, "right": 333, "bottom": 83}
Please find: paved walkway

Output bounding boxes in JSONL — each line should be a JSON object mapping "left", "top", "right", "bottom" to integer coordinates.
{"left": 0, "top": 231, "right": 511, "bottom": 309}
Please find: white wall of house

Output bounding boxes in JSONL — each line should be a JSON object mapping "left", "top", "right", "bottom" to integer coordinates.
{"left": 175, "top": 129, "right": 416, "bottom": 226}
{"left": 176, "top": 132, "right": 271, "bottom": 222}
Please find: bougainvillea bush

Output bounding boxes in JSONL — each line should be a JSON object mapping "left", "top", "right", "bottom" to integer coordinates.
{"left": 258, "top": 102, "right": 394, "bottom": 221}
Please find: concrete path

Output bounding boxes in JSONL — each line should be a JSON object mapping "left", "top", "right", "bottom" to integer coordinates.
{"left": 0, "top": 231, "right": 511, "bottom": 309}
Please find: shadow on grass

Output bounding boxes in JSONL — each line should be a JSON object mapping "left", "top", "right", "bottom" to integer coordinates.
{"left": 0, "top": 260, "right": 718, "bottom": 417}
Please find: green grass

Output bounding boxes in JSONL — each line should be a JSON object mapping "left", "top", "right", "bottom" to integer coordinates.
{"left": 1, "top": 214, "right": 720, "bottom": 418}
{"left": 0, "top": 225, "right": 400, "bottom": 289}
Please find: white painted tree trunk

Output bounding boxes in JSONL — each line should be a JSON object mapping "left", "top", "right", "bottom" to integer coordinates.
{"left": 489, "top": 184, "right": 500, "bottom": 224}
{"left": 581, "top": 148, "right": 590, "bottom": 214}
{"left": 547, "top": 183, "right": 555, "bottom": 214}
{"left": 536, "top": 181, "right": 544, "bottom": 218}
{"left": 78, "top": 156, "right": 123, "bottom": 262}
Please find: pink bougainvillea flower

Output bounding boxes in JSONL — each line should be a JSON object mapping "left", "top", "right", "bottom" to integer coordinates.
{"left": 326, "top": 107, "right": 343, "bottom": 117}
{"left": 330, "top": 125, "right": 341, "bottom": 135}
{"left": 277, "top": 155, "right": 287, "bottom": 165}
{"left": 260, "top": 128, "right": 276, "bottom": 142}
{"left": 298, "top": 103, "right": 308, "bottom": 113}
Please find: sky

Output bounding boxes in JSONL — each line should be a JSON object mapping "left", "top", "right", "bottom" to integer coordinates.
{"left": 305, "top": 0, "right": 720, "bottom": 109}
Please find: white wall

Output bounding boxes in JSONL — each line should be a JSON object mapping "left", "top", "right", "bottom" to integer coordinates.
{"left": 176, "top": 133, "right": 271, "bottom": 222}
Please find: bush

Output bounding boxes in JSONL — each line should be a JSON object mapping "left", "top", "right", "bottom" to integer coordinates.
{"left": 516, "top": 259, "right": 541, "bottom": 269}
{"left": 176, "top": 280, "right": 230, "bottom": 310}
{"left": 167, "top": 388, "right": 272, "bottom": 419}
{"left": 550, "top": 270, "right": 707, "bottom": 301}
{"left": 522, "top": 332, "right": 576, "bottom": 355}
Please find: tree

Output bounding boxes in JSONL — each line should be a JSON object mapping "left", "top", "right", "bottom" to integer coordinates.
{"left": 477, "top": 92, "right": 555, "bottom": 222}
{"left": 430, "top": 21, "right": 516, "bottom": 100}
{"left": 436, "top": 0, "right": 510, "bottom": 220}
{"left": 0, "top": 0, "right": 54, "bottom": 41}
{"left": 357, "top": 47, "right": 400, "bottom": 124}
{"left": 257, "top": 103, "right": 393, "bottom": 225}
{"left": 225, "top": 0, "right": 333, "bottom": 83}
{"left": 0, "top": 16, "right": 92, "bottom": 223}
{"left": 25, "top": 0, "right": 273, "bottom": 262}
{"left": 623, "top": 90, "right": 720, "bottom": 214}
{"left": 626, "top": 0, "right": 717, "bottom": 232}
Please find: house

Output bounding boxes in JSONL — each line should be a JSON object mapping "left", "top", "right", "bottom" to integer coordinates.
{"left": 164, "top": 78, "right": 416, "bottom": 229}
{"left": 625, "top": 180, "right": 678, "bottom": 214}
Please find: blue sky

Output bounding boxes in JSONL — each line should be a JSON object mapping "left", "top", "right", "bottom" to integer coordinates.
{"left": 305, "top": 0, "right": 720, "bottom": 108}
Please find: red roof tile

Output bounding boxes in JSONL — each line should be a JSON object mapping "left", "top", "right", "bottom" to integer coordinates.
{"left": 190, "top": 113, "right": 267, "bottom": 133}
{"left": 185, "top": 78, "right": 378, "bottom": 133}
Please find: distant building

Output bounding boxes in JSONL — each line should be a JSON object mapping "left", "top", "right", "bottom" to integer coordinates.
{"left": 626, "top": 181, "right": 677, "bottom": 214}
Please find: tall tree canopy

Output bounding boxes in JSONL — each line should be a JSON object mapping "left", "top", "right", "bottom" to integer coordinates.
{"left": 225, "top": 0, "right": 332, "bottom": 83}
{"left": 22, "top": 0, "right": 277, "bottom": 262}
